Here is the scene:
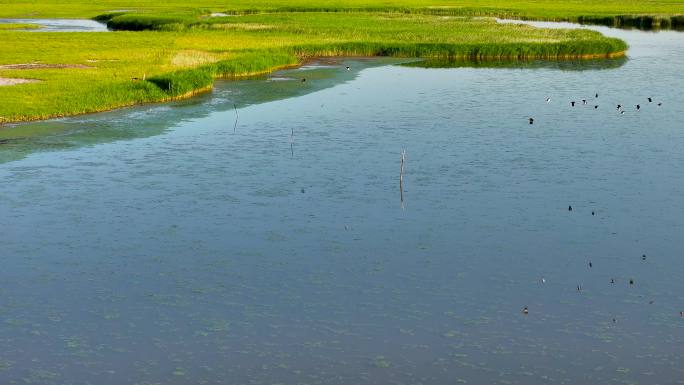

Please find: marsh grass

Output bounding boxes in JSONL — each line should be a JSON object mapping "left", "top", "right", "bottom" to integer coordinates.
{"left": 1, "top": 0, "right": 683, "bottom": 19}
{"left": 0, "top": 23, "right": 40, "bottom": 30}
{"left": 1, "top": 0, "right": 679, "bottom": 125}
{"left": 0, "top": 12, "right": 628, "bottom": 124}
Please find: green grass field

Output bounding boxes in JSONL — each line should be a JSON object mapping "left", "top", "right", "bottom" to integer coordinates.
{"left": 0, "top": 0, "right": 682, "bottom": 126}
{"left": 1, "top": 0, "right": 683, "bottom": 19}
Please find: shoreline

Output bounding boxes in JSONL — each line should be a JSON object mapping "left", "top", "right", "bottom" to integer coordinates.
{"left": 0, "top": 50, "right": 626, "bottom": 127}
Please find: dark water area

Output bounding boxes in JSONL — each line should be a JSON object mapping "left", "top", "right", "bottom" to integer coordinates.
{"left": 1, "top": 23, "right": 684, "bottom": 384}
{"left": 0, "top": 18, "right": 108, "bottom": 32}
{"left": 576, "top": 14, "right": 684, "bottom": 31}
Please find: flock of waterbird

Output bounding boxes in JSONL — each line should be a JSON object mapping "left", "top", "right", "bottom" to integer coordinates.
{"left": 524, "top": 95, "right": 682, "bottom": 320}
{"left": 525, "top": 204, "right": 684, "bottom": 320}
{"left": 528, "top": 92, "right": 663, "bottom": 124}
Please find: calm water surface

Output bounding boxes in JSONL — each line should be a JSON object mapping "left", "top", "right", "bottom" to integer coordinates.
{"left": 1, "top": 24, "right": 684, "bottom": 384}
{"left": 0, "top": 18, "right": 108, "bottom": 32}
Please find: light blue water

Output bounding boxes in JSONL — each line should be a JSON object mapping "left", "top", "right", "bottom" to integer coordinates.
{"left": 1, "top": 25, "right": 684, "bottom": 384}
{"left": 0, "top": 18, "right": 108, "bottom": 32}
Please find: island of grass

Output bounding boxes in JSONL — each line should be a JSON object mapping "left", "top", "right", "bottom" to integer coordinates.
{"left": 0, "top": 0, "right": 682, "bottom": 126}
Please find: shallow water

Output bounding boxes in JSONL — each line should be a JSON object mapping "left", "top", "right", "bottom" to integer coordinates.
{"left": 0, "top": 18, "right": 108, "bottom": 32}
{"left": 1, "top": 25, "right": 684, "bottom": 385}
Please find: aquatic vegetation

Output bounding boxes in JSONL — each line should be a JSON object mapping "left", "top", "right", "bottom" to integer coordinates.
{"left": 371, "top": 355, "right": 391, "bottom": 368}
{"left": 0, "top": 4, "right": 636, "bottom": 125}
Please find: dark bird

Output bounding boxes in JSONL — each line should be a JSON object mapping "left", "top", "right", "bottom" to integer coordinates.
{"left": 301, "top": 78, "right": 306, "bottom": 83}
{"left": 522, "top": 306, "right": 529, "bottom": 315}
{"left": 577, "top": 285, "right": 582, "bottom": 292}
{"left": 571, "top": 101, "right": 576, "bottom": 106}
{"left": 589, "top": 262, "right": 593, "bottom": 268}
{"left": 648, "top": 97, "right": 653, "bottom": 103}
{"left": 594, "top": 105, "right": 599, "bottom": 109}
{"left": 582, "top": 99, "right": 587, "bottom": 105}
{"left": 636, "top": 104, "right": 641, "bottom": 110}
{"left": 611, "top": 278, "right": 615, "bottom": 284}
{"left": 595, "top": 93, "right": 599, "bottom": 98}
{"left": 649, "top": 300, "right": 655, "bottom": 304}
{"left": 642, "top": 254, "right": 647, "bottom": 261}
{"left": 617, "top": 104, "right": 622, "bottom": 110}
{"left": 613, "top": 318, "right": 617, "bottom": 323}
{"left": 529, "top": 117, "right": 534, "bottom": 125}
{"left": 657, "top": 102, "right": 663, "bottom": 107}
{"left": 546, "top": 97, "right": 551, "bottom": 103}
{"left": 346, "top": 66, "right": 350, "bottom": 70}
{"left": 629, "top": 279, "right": 634, "bottom": 285}
{"left": 620, "top": 110, "right": 626, "bottom": 115}
{"left": 680, "top": 311, "right": 684, "bottom": 317}
{"left": 592, "top": 211, "right": 595, "bottom": 216}
{"left": 568, "top": 205, "right": 573, "bottom": 211}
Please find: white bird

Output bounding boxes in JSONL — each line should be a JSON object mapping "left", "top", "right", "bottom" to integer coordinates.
{"left": 545, "top": 97, "right": 551, "bottom": 103}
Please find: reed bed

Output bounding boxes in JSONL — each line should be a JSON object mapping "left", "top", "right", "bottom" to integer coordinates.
{"left": 0, "top": 0, "right": 679, "bottom": 124}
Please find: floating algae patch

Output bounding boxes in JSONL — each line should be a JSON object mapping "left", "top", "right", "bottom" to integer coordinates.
{"left": 371, "top": 356, "right": 391, "bottom": 368}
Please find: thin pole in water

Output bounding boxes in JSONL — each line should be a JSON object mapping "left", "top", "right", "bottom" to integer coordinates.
{"left": 233, "top": 103, "right": 239, "bottom": 132}
{"left": 400, "top": 149, "right": 406, "bottom": 209}
{"left": 289, "top": 127, "right": 295, "bottom": 158}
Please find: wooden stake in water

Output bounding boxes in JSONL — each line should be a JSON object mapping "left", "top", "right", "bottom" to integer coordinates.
{"left": 290, "top": 127, "right": 294, "bottom": 158}
{"left": 400, "top": 149, "right": 406, "bottom": 209}
{"left": 233, "top": 103, "right": 239, "bottom": 132}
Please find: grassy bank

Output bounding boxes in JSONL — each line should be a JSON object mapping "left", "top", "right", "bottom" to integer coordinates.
{"left": 0, "top": 0, "right": 683, "bottom": 20}
{"left": 0, "top": 12, "right": 631, "bottom": 124}
{"left": 0, "top": 0, "right": 680, "bottom": 125}
{"left": 0, "top": 23, "right": 40, "bottom": 30}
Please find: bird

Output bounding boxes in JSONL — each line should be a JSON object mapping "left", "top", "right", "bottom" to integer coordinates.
{"left": 571, "top": 101, "right": 576, "bottom": 107}
{"left": 620, "top": 110, "right": 626, "bottom": 115}
{"left": 642, "top": 254, "right": 647, "bottom": 261}
{"left": 610, "top": 278, "right": 615, "bottom": 284}
{"left": 546, "top": 97, "right": 551, "bottom": 103}
{"left": 589, "top": 262, "right": 593, "bottom": 268}
{"left": 657, "top": 102, "right": 663, "bottom": 107}
{"left": 577, "top": 285, "right": 582, "bottom": 292}
{"left": 522, "top": 306, "right": 529, "bottom": 315}
{"left": 300, "top": 188, "right": 305, "bottom": 193}
{"left": 649, "top": 300, "right": 655, "bottom": 304}
{"left": 541, "top": 277, "right": 546, "bottom": 284}
{"left": 582, "top": 99, "right": 587, "bottom": 105}
{"left": 528, "top": 117, "right": 534, "bottom": 125}
{"left": 680, "top": 311, "right": 684, "bottom": 317}
{"left": 301, "top": 78, "right": 306, "bottom": 83}
{"left": 594, "top": 105, "right": 599, "bottom": 109}
{"left": 629, "top": 279, "right": 634, "bottom": 285}
{"left": 612, "top": 318, "right": 617, "bottom": 323}
{"left": 595, "top": 93, "right": 599, "bottom": 98}
{"left": 648, "top": 97, "right": 653, "bottom": 103}
{"left": 617, "top": 104, "right": 622, "bottom": 110}
{"left": 591, "top": 211, "right": 595, "bottom": 216}
{"left": 636, "top": 104, "right": 641, "bottom": 110}
{"left": 345, "top": 66, "right": 350, "bottom": 70}
{"left": 568, "top": 205, "right": 573, "bottom": 211}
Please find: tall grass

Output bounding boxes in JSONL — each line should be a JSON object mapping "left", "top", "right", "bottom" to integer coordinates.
{"left": 0, "top": 0, "right": 682, "bottom": 19}
{"left": 0, "top": 2, "right": 654, "bottom": 125}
